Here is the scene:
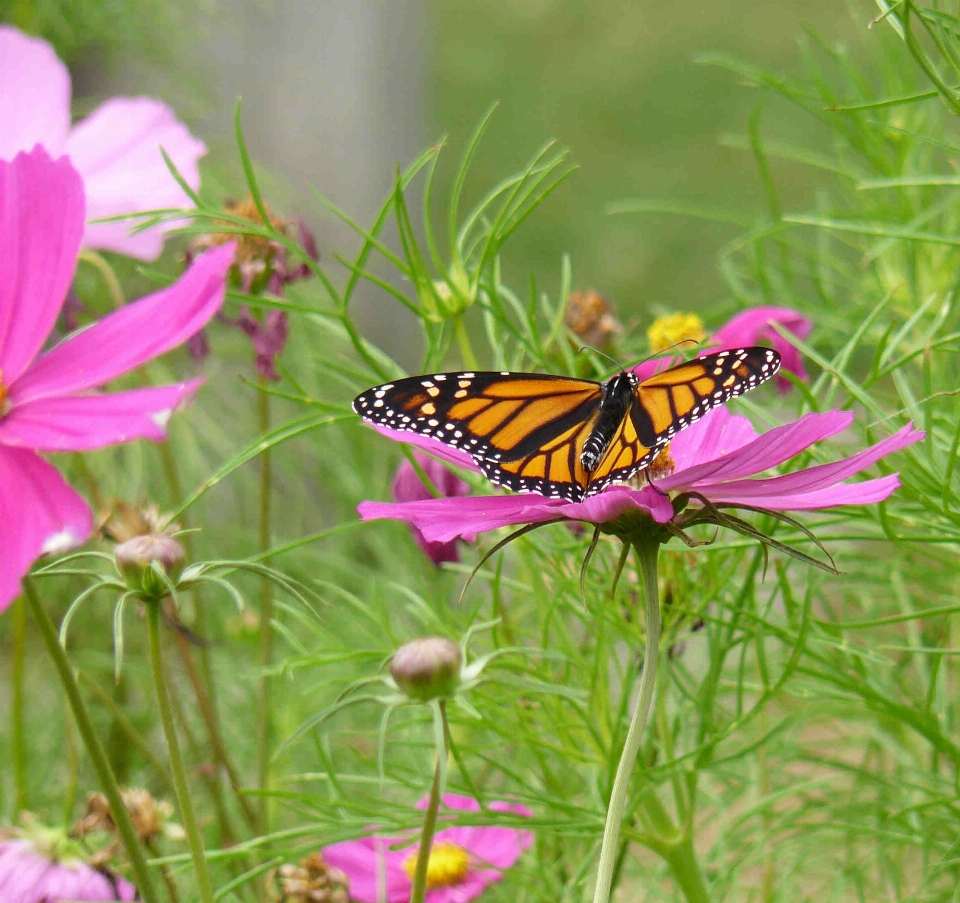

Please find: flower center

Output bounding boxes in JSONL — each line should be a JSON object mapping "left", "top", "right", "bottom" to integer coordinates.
{"left": 647, "top": 445, "right": 677, "bottom": 480}
{"left": 401, "top": 840, "right": 471, "bottom": 888}
{"left": 647, "top": 312, "right": 706, "bottom": 353}
{"left": 0, "top": 367, "right": 8, "bottom": 416}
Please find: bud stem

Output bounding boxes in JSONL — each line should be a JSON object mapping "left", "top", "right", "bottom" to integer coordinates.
{"left": 146, "top": 601, "right": 216, "bottom": 903}
{"left": 21, "top": 576, "right": 161, "bottom": 903}
{"left": 409, "top": 700, "right": 449, "bottom": 903}
{"left": 592, "top": 539, "right": 664, "bottom": 903}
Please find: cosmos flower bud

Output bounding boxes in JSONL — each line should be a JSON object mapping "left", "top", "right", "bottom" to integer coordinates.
{"left": 114, "top": 534, "right": 186, "bottom": 599}
{"left": 390, "top": 637, "right": 463, "bottom": 702}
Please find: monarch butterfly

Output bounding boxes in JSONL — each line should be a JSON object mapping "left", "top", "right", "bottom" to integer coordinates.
{"left": 353, "top": 347, "right": 781, "bottom": 503}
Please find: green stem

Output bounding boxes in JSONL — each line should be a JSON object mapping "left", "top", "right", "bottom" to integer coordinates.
{"left": 409, "top": 702, "right": 448, "bottom": 903}
{"left": 11, "top": 595, "right": 27, "bottom": 815}
{"left": 21, "top": 577, "right": 160, "bottom": 903}
{"left": 78, "top": 249, "right": 125, "bottom": 309}
{"left": 593, "top": 540, "right": 662, "bottom": 903}
{"left": 146, "top": 602, "right": 216, "bottom": 903}
{"left": 453, "top": 314, "right": 478, "bottom": 370}
{"left": 256, "top": 385, "right": 274, "bottom": 834}
{"left": 660, "top": 835, "right": 710, "bottom": 903}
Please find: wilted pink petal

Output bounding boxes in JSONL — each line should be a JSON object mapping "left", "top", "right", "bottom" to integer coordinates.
{"left": 0, "top": 380, "right": 203, "bottom": 452}
{"left": 10, "top": 244, "right": 233, "bottom": 403}
{"left": 0, "top": 27, "right": 70, "bottom": 158}
{"left": 66, "top": 97, "right": 206, "bottom": 259}
{"left": 235, "top": 307, "right": 289, "bottom": 381}
{"left": 713, "top": 306, "right": 812, "bottom": 389}
{"left": 392, "top": 453, "right": 471, "bottom": 564}
{"left": 0, "top": 448, "right": 93, "bottom": 612}
{"left": 0, "top": 147, "right": 84, "bottom": 384}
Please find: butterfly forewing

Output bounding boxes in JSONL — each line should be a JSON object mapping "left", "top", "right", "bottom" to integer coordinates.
{"left": 353, "top": 346, "right": 781, "bottom": 503}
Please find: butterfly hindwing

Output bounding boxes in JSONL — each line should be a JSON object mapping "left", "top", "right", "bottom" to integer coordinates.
{"left": 353, "top": 347, "right": 782, "bottom": 503}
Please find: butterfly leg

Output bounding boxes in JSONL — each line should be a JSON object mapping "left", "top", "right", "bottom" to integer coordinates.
{"left": 644, "top": 469, "right": 671, "bottom": 500}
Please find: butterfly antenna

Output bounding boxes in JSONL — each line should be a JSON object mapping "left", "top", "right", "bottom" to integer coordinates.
{"left": 577, "top": 344, "right": 627, "bottom": 373}
{"left": 621, "top": 337, "right": 702, "bottom": 371}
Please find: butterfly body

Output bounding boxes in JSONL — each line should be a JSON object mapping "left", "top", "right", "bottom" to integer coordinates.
{"left": 353, "top": 347, "right": 781, "bottom": 503}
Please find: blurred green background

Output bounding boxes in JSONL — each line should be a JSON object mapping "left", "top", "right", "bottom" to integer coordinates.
{"left": 3, "top": 0, "right": 868, "bottom": 357}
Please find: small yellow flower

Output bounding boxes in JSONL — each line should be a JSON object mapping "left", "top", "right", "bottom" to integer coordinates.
{"left": 647, "top": 312, "right": 706, "bottom": 353}
{"left": 401, "top": 840, "right": 471, "bottom": 888}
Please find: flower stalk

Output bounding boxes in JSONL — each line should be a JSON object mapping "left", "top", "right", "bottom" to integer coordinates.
{"left": 593, "top": 539, "right": 664, "bottom": 903}
{"left": 409, "top": 700, "right": 449, "bottom": 903}
{"left": 145, "top": 600, "right": 216, "bottom": 903}
{"left": 11, "top": 595, "right": 27, "bottom": 814}
{"left": 257, "top": 385, "right": 274, "bottom": 834}
{"left": 21, "top": 576, "right": 160, "bottom": 903}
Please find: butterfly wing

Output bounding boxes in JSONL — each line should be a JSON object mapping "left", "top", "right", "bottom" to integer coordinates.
{"left": 584, "top": 347, "right": 782, "bottom": 496}
{"left": 353, "top": 371, "right": 604, "bottom": 501}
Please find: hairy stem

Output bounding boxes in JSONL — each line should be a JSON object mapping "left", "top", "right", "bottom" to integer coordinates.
{"left": 22, "top": 577, "right": 160, "bottom": 903}
{"left": 409, "top": 701, "right": 449, "bottom": 903}
{"left": 146, "top": 602, "right": 216, "bottom": 903}
{"left": 593, "top": 539, "right": 662, "bottom": 903}
{"left": 257, "top": 385, "right": 274, "bottom": 833}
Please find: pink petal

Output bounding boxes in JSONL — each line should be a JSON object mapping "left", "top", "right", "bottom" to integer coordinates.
{"left": 0, "top": 27, "right": 71, "bottom": 158}
{"left": 691, "top": 423, "right": 923, "bottom": 501}
{"left": 66, "top": 97, "right": 207, "bottom": 260}
{"left": 321, "top": 837, "right": 410, "bottom": 903}
{"left": 659, "top": 411, "right": 855, "bottom": 492}
{"left": 0, "top": 379, "right": 203, "bottom": 452}
{"left": 712, "top": 306, "right": 813, "bottom": 388}
{"left": 439, "top": 824, "right": 532, "bottom": 870}
{"left": 668, "top": 407, "right": 759, "bottom": 471}
{"left": 10, "top": 244, "right": 232, "bottom": 403}
{"left": 0, "top": 147, "right": 84, "bottom": 383}
{"left": 374, "top": 424, "right": 479, "bottom": 471}
{"left": 0, "top": 447, "right": 92, "bottom": 612}
{"left": 428, "top": 871, "right": 500, "bottom": 903}
{"left": 701, "top": 474, "right": 904, "bottom": 511}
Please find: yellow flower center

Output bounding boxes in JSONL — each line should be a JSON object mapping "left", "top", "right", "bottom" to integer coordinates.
{"left": 647, "top": 446, "right": 677, "bottom": 480}
{"left": 0, "top": 367, "right": 7, "bottom": 414}
{"left": 647, "top": 312, "right": 706, "bottom": 353}
{"left": 401, "top": 840, "right": 471, "bottom": 889}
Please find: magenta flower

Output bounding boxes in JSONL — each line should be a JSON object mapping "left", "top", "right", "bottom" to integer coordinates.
{"left": 322, "top": 794, "right": 532, "bottom": 903}
{"left": 0, "top": 838, "right": 136, "bottom": 902}
{"left": 0, "top": 147, "right": 232, "bottom": 612}
{"left": 358, "top": 405, "right": 922, "bottom": 545}
{"left": 393, "top": 451, "right": 473, "bottom": 565}
{"left": 0, "top": 25, "right": 206, "bottom": 260}
{"left": 712, "top": 306, "right": 813, "bottom": 390}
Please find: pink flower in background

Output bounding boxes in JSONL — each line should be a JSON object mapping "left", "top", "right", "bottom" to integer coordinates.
{"left": 358, "top": 407, "right": 922, "bottom": 544}
{"left": 0, "top": 838, "right": 136, "bottom": 902}
{"left": 0, "top": 25, "right": 206, "bottom": 260}
{"left": 323, "top": 794, "right": 532, "bottom": 903}
{"left": 392, "top": 451, "right": 473, "bottom": 565}
{"left": 713, "top": 306, "right": 813, "bottom": 390}
{"left": 0, "top": 147, "right": 232, "bottom": 612}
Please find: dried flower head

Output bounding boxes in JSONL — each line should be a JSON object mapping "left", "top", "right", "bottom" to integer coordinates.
{"left": 75, "top": 788, "right": 177, "bottom": 845}
{"left": 565, "top": 290, "right": 622, "bottom": 348}
{"left": 98, "top": 500, "right": 178, "bottom": 544}
{"left": 270, "top": 852, "right": 350, "bottom": 903}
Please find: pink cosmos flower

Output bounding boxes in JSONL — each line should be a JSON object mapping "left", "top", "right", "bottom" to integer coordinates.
{"left": 712, "top": 306, "right": 813, "bottom": 390}
{"left": 357, "top": 399, "right": 922, "bottom": 544}
{"left": 0, "top": 838, "right": 136, "bottom": 902}
{"left": 0, "top": 25, "right": 206, "bottom": 260}
{"left": 393, "top": 452, "right": 473, "bottom": 565}
{"left": 322, "top": 794, "right": 533, "bottom": 903}
{"left": 0, "top": 147, "right": 232, "bottom": 612}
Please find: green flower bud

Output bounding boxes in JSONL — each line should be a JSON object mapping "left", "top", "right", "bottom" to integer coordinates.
{"left": 390, "top": 637, "right": 463, "bottom": 702}
{"left": 114, "top": 534, "right": 186, "bottom": 600}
